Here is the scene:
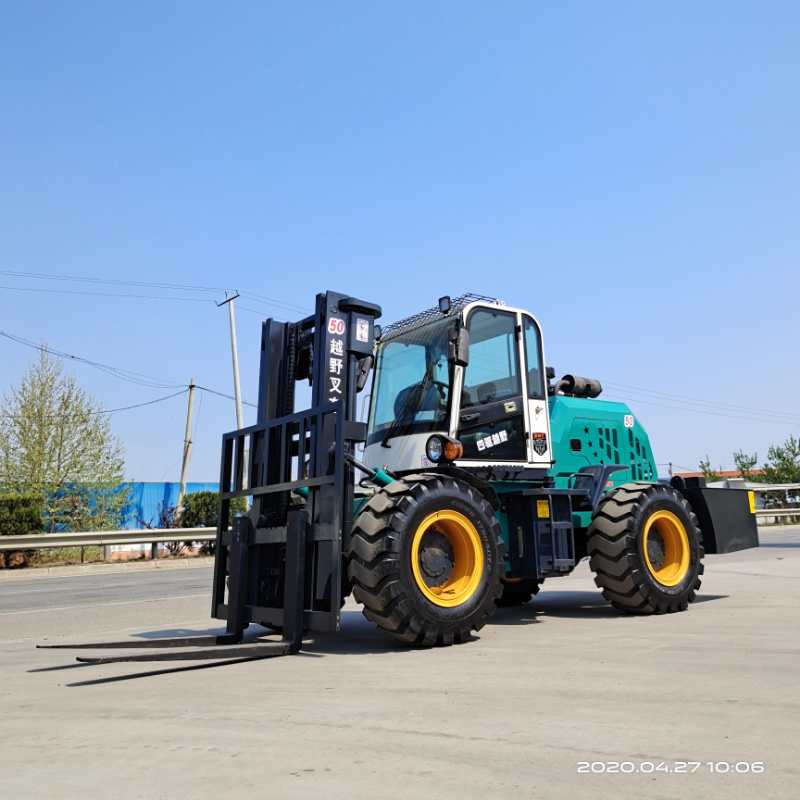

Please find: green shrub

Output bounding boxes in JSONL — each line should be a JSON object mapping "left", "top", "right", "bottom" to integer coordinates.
{"left": 0, "top": 493, "right": 42, "bottom": 534}
{"left": 0, "top": 494, "right": 43, "bottom": 568}
{"left": 180, "top": 491, "right": 246, "bottom": 554}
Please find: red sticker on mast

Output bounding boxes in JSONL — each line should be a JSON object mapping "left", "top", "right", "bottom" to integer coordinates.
{"left": 328, "top": 317, "right": 345, "bottom": 335}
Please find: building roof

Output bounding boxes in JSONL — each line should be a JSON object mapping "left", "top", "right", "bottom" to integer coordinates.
{"left": 674, "top": 469, "right": 764, "bottom": 479}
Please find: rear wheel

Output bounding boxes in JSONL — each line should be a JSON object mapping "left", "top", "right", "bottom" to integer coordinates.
{"left": 587, "top": 483, "right": 704, "bottom": 614}
{"left": 496, "top": 578, "right": 542, "bottom": 607}
{"left": 347, "top": 474, "right": 503, "bottom": 646}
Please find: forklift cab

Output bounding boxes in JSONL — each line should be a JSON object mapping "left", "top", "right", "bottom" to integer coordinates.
{"left": 363, "top": 297, "right": 553, "bottom": 473}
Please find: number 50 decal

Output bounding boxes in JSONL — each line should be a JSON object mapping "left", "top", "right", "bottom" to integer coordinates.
{"left": 328, "top": 317, "right": 345, "bottom": 335}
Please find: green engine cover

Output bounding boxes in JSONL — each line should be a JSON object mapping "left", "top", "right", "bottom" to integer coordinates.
{"left": 547, "top": 395, "right": 657, "bottom": 489}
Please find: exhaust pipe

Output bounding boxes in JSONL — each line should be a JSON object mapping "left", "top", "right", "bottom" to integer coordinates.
{"left": 554, "top": 374, "right": 603, "bottom": 399}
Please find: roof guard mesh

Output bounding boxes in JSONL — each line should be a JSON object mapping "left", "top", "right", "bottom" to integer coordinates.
{"left": 379, "top": 293, "right": 501, "bottom": 342}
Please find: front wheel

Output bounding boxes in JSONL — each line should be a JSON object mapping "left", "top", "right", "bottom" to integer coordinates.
{"left": 347, "top": 474, "right": 503, "bottom": 646}
{"left": 587, "top": 483, "right": 704, "bottom": 614}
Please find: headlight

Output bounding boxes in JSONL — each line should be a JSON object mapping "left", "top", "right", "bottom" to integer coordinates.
{"left": 426, "top": 435, "right": 444, "bottom": 462}
{"left": 426, "top": 435, "right": 463, "bottom": 463}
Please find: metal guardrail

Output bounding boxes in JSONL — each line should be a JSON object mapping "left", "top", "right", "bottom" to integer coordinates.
{"left": 749, "top": 485, "right": 800, "bottom": 524}
{"left": 3, "top": 486, "right": 799, "bottom": 552}
{"left": 755, "top": 509, "right": 800, "bottom": 519}
{"left": 0, "top": 527, "right": 216, "bottom": 551}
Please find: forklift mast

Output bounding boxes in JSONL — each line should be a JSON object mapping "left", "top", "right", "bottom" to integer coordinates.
{"left": 211, "top": 291, "right": 381, "bottom": 649}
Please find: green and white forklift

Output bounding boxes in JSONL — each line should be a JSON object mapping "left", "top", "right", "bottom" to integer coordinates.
{"left": 209, "top": 291, "right": 758, "bottom": 649}
{"left": 42, "top": 291, "right": 759, "bottom": 677}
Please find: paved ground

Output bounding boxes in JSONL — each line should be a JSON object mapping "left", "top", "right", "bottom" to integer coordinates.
{"left": 0, "top": 562, "right": 212, "bottom": 613}
{"left": 1, "top": 527, "right": 798, "bottom": 800}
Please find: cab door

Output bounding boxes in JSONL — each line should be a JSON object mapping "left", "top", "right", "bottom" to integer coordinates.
{"left": 456, "top": 307, "right": 527, "bottom": 461}
{"left": 521, "top": 314, "right": 552, "bottom": 467}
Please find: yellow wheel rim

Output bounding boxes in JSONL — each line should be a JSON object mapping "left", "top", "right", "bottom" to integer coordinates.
{"left": 642, "top": 509, "right": 690, "bottom": 587}
{"left": 411, "top": 510, "right": 484, "bottom": 607}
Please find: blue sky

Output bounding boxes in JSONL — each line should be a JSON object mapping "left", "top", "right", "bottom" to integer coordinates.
{"left": 1, "top": 2, "right": 798, "bottom": 480}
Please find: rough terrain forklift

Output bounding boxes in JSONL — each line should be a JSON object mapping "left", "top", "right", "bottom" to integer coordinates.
{"left": 209, "top": 291, "right": 758, "bottom": 649}
{"left": 41, "top": 291, "right": 759, "bottom": 678}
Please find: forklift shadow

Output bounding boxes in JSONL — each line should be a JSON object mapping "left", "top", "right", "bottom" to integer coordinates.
{"left": 304, "top": 610, "right": 419, "bottom": 656}
{"left": 118, "top": 619, "right": 402, "bottom": 657}
{"left": 115, "top": 591, "right": 731, "bottom": 662}
{"left": 490, "top": 589, "right": 729, "bottom": 623}
{"left": 134, "top": 627, "right": 233, "bottom": 640}
{"left": 491, "top": 590, "right": 611, "bottom": 623}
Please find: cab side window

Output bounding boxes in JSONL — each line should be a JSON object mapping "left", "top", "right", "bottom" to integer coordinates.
{"left": 461, "top": 310, "right": 520, "bottom": 408}
{"left": 523, "top": 317, "right": 544, "bottom": 399}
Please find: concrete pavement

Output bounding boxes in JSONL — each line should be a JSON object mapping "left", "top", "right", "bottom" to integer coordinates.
{"left": 1, "top": 527, "right": 798, "bottom": 799}
{"left": 0, "top": 563, "right": 212, "bottom": 614}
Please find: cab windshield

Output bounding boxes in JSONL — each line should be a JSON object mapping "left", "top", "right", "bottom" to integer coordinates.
{"left": 366, "top": 318, "right": 453, "bottom": 446}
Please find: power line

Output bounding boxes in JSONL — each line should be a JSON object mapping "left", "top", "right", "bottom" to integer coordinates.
{"left": 1, "top": 330, "right": 257, "bottom": 406}
{"left": 237, "top": 303, "right": 279, "bottom": 317}
{"left": 238, "top": 291, "right": 310, "bottom": 314}
{"left": 0, "top": 269, "right": 224, "bottom": 293}
{"left": 192, "top": 388, "right": 205, "bottom": 440}
{"left": 195, "top": 384, "right": 257, "bottom": 409}
{"left": 604, "top": 380, "right": 800, "bottom": 422}
{"left": 92, "top": 389, "right": 189, "bottom": 415}
{"left": 605, "top": 385, "right": 800, "bottom": 425}
{"left": 0, "top": 283, "right": 215, "bottom": 304}
{"left": 0, "top": 331, "right": 183, "bottom": 389}
{"left": 236, "top": 304, "right": 266, "bottom": 316}
{"left": 1, "top": 389, "right": 188, "bottom": 419}
{"left": 604, "top": 391, "right": 800, "bottom": 427}
{"left": 0, "top": 269, "right": 310, "bottom": 315}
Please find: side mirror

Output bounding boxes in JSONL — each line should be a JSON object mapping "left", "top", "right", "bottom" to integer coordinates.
{"left": 448, "top": 326, "right": 469, "bottom": 367}
{"left": 546, "top": 366, "right": 556, "bottom": 380}
{"left": 356, "top": 354, "right": 374, "bottom": 392}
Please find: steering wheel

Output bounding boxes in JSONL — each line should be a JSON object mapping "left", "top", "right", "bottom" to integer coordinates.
{"left": 393, "top": 379, "right": 449, "bottom": 422}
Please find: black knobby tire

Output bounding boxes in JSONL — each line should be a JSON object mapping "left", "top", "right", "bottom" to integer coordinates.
{"left": 587, "top": 483, "right": 704, "bottom": 614}
{"left": 496, "top": 578, "right": 542, "bottom": 607}
{"left": 347, "top": 473, "right": 503, "bottom": 646}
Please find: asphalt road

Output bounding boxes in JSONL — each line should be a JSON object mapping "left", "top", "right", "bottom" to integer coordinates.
{"left": 0, "top": 564, "right": 212, "bottom": 614}
{"left": 1, "top": 526, "right": 798, "bottom": 800}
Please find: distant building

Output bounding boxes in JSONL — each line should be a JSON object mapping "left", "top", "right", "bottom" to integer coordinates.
{"left": 674, "top": 469, "right": 765, "bottom": 481}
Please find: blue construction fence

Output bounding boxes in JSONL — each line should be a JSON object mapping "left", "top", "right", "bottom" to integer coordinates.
{"left": 121, "top": 482, "right": 220, "bottom": 529}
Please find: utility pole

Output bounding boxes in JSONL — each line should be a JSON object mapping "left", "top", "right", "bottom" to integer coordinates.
{"left": 218, "top": 291, "right": 247, "bottom": 488}
{"left": 176, "top": 378, "right": 196, "bottom": 516}
{"left": 217, "top": 292, "right": 244, "bottom": 430}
